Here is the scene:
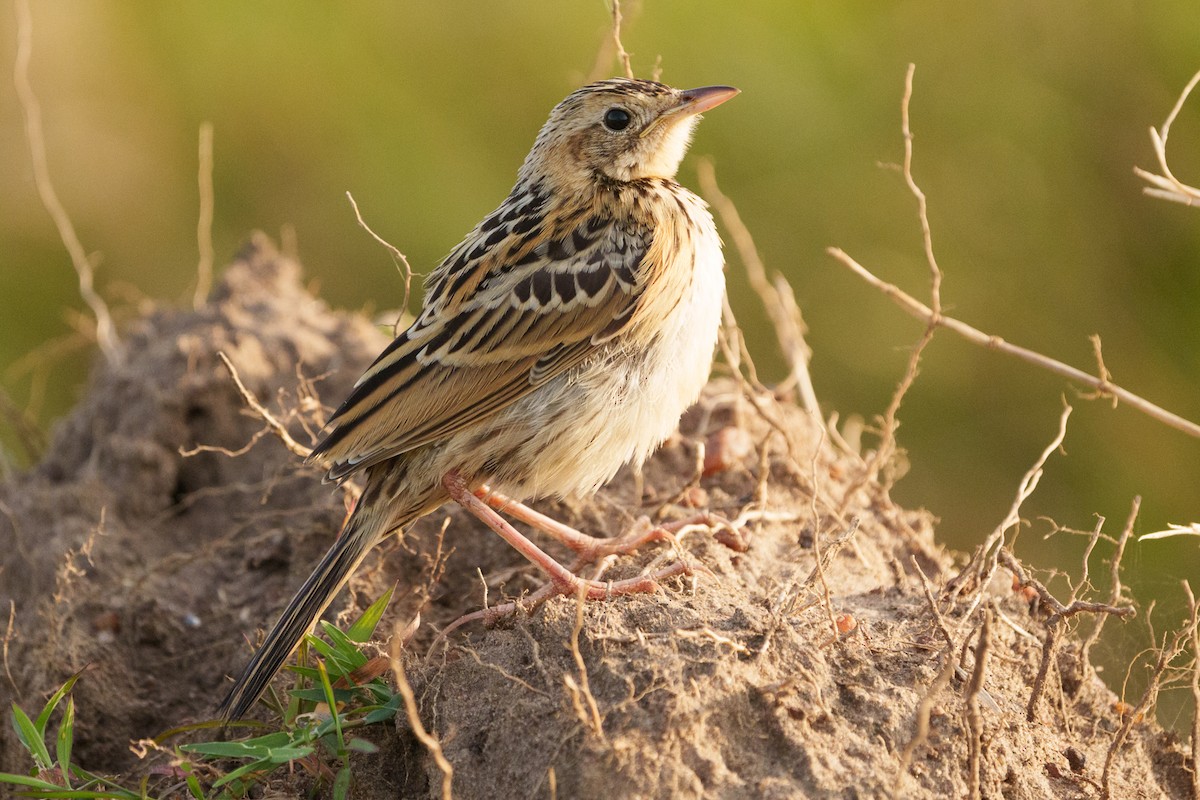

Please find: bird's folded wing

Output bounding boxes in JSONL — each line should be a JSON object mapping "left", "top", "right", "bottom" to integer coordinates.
{"left": 309, "top": 221, "right": 650, "bottom": 481}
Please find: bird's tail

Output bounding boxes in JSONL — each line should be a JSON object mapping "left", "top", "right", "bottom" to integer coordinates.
{"left": 218, "top": 487, "right": 408, "bottom": 722}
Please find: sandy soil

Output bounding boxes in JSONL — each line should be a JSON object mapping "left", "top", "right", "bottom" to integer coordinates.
{"left": 0, "top": 235, "right": 1192, "bottom": 798}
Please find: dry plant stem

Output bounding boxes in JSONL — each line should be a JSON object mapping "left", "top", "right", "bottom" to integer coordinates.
{"left": 194, "top": 122, "right": 215, "bottom": 308}
{"left": 839, "top": 65, "right": 942, "bottom": 510}
{"left": 965, "top": 609, "right": 992, "bottom": 800}
{"left": 2, "top": 600, "right": 15, "bottom": 691}
{"left": 1001, "top": 549, "right": 1136, "bottom": 723}
{"left": 835, "top": 66, "right": 1200, "bottom": 438}
{"left": 807, "top": 430, "right": 840, "bottom": 643}
{"left": 566, "top": 584, "right": 606, "bottom": 740}
{"left": 346, "top": 191, "right": 415, "bottom": 331}
{"left": 1080, "top": 497, "right": 1139, "bottom": 671}
{"left": 610, "top": 0, "right": 634, "bottom": 79}
{"left": 391, "top": 633, "right": 454, "bottom": 800}
{"left": 913, "top": 557, "right": 954, "bottom": 650}
{"left": 13, "top": 0, "right": 119, "bottom": 363}
{"left": 217, "top": 352, "right": 312, "bottom": 459}
{"left": 697, "top": 159, "right": 821, "bottom": 422}
{"left": 1101, "top": 581, "right": 1200, "bottom": 800}
{"left": 791, "top": 518, "right": 860, "bottom": 616}
{"left": 1134, "top": 68, "right": 1200, "bottom": 206}
{"left": 897, "top": 645, "right": 958, "bottom": 782}
{"left": 900, "top": 63, "right": 944, "bottom": 316}
{"left": 828, "top": 247, "right": 1200, "bottom": 439}
{"left": 948, "top": 401, "right": 1072, "bottom": 610}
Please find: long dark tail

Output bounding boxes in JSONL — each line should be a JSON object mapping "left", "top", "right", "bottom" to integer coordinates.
{"left": 218, "top": 494, "right": 396, "bottom": 721}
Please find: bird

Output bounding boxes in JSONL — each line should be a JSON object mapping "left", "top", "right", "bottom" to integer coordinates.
{"left": 218, "top": 77, "right": 739, "bottom": 721}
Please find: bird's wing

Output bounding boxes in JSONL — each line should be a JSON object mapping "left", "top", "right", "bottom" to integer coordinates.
{"left": 308, "top": 201, "right": 654, "bottom": 481}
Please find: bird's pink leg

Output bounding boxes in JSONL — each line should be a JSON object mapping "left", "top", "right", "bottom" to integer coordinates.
{"left": 442, "top": 472, "right": 690, "bottom": 600}
{"left": 473, "top": 486, "right": 704, "bottom": 562}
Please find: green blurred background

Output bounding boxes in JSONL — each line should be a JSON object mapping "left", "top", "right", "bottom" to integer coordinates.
{"left": 1, "top": 3, "right": 1198, "bottom": 724}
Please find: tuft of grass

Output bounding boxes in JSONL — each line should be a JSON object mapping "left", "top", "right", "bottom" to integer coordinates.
{"left": 2, "top": 587, "right": 400, "bottom": 800}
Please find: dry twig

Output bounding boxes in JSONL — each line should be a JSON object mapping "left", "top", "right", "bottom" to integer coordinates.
{"left": 216, "top": 352, "right": 312, "bottom": 459}
{"left": 1001, "top": 549, "right": 1136, "bottom": 723}
{"left": 1134, "top": 68, "right": 1200, "bottom": 206}
{"left": 346, "top": 191, "right": 415, "bottom": 335}
{"left": 564, "top": 585, "right": 606, "bottom": 740}
{"left": 948, "top": 400, "right": 1073, "bottom": 615}
{"left": 965, "top": 609, "right": 992, "bottom": 800}
{"left": 897, "top": 646, "right": 958, "bottom": 783}
{"left": 13, "top": 0, "right": 119, "bottom": 362}
{"left": 609, "top": 0, "right": 634, "bottom": 79}
{"left": 1191, "top": 583, "right": 1200, "bottom": 800}
{"left": 2, "top": 600, "right": 15, "bottom": 692}
{"left": 1101, "top": 582, "right": 1199, "bottom": 799}
{"left": 698, "top": 159, "right": 821, "bottom": 422}
{"left": 1079, "top": 497, "right": 1139, "bottom": 671}
{"left": 838, "top": 64, "right": 942, "bottom": 510}
{"left": 826, "top": 248, "right": 1200, "bottom": 439}
{"left": 391, "top": 633, "right": 454, "bottom": 800}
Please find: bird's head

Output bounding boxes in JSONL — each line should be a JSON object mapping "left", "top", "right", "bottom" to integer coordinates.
{"left": 521, "top": 78, "right": 739, "bottom": 186}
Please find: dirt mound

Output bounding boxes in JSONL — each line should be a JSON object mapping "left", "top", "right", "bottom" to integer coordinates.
{"left": 1, "top": 236, "right": 1192, "bottom": 798}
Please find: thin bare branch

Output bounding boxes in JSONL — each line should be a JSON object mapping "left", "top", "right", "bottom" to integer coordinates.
{"left": 1101, "top": 583, "right": 1199, "bottom": 799}
{"left": 2, "top": 600, "right": 15, "bottom": 692}
{"left": 839, "top": 64, "right": 941, "bottom": 508}
{"left": 565, "top": 584, "right": 606, "bottom": 740}
{"left": 828, "top": 248, "right": 1200, "bottom": 439}
{"left": 1001, "top": 549, "right": 1136, "bottom": 723}
{"left": 13, "top": 0, "right": 119, "bottom": 362}
{"left": 346, "top": 191, "right": 414, "bottom": 336}
{"left": 391, "top": 634, "right": 454, "bottom": 800}
{"left": 193, "top": 122, "right": 215, "bottom": 308}
{"left": 949, "top": 401, "right": 1072, "bottom": 614}
{"left": 610, "top": 0, "right": 634, "bottom": 79}
{"left": 897, "top": 646, "right": 957, "bottom": 783}
{"left": 1080, "top": 497, "right": 1139, "bottom": 670}
{"left": 965, "top": 609, "right": 992, "bottom": 800}
{"left": 217, "top": 352, "right": 311, "bottom": 459}
{"left": 1134, "top": 69, "right": 1200, "bottom": 206}
{"left": 698, "top": 159, "right": 822, "bottom": 422}
{"left": 900, "top": 63, "right": 943, "bottom": 316}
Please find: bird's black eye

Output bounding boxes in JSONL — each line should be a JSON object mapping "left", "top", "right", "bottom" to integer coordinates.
{"left": 603, "top": 107, "right": 632, "bottom": 131}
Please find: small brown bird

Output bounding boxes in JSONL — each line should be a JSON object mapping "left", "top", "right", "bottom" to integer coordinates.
{"left": 219, "top": 78, "right": 739, "bottom": 720}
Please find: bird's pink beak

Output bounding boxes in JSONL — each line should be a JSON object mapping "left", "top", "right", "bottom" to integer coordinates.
{"left": 677, "top": 85, "right": 741, "bottom": 115}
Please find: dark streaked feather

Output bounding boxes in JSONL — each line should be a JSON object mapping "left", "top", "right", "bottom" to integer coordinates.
{"left": 308, "top": 187, "right": 654, "bottom": 481}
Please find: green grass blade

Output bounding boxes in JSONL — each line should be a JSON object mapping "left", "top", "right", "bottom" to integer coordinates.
{"left": 183, "top": 772, "right": 203, "bottom": 800}
{"left": 315, "top": 660, "right": 345, "bottom": 752}
{"left": 33, "top": 672, "right": 83, "bottom": 736}
{"left": 11, "top": 703, "right": 53, "bottom": 770}
{"left": 0, "top": 772, "right": 66, "bottom": 789}
{"left": 55, "top": 697, "right": 74, "bottom": 789}
{"left": 179, "top": 741, "right": 274, "bottom": 759}
{"left": 346, "top": 586, "right": 393, "bottom": 643}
